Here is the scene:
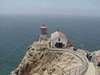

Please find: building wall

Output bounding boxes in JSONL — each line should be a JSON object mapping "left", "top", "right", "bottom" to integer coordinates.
{"left": 51, "top": 37, "right": 68, "bottom": 48}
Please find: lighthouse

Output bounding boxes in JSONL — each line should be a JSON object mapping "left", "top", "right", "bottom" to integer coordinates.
{"left": 39, "top": 24, "right": 48, "bottom": 41}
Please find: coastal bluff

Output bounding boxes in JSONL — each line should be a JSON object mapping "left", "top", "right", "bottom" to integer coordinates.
{"left": 11, "top": 46, "right": 88, "bottom": 75}
{"left": 11, "top": 25, "right": 100, "bottom": 75}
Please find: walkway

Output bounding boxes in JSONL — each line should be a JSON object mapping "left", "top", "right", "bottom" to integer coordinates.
{"left": 85, "top": 62, "right": 96, "bottom": 75}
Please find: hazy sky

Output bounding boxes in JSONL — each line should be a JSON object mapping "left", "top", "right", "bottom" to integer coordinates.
{"left": 0, "top": 0, "right": 100, "bottom": 16}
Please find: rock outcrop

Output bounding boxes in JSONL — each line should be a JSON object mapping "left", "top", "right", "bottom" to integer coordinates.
{"left": 11, "top": 44, "right": 88, "bottom": 75}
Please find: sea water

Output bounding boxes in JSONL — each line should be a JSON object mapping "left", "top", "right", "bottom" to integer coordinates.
{"left": 0, "top": 15, "right": 100, "bottom": 75}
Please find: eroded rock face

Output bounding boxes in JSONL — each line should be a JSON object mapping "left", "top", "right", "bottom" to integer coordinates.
{"left": 11, "top": 47, "right": 87, "bottom": 75}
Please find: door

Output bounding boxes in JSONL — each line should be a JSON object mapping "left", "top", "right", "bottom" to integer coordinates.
{"left": 55, "top": 42, "right": 64, "bottom": 48}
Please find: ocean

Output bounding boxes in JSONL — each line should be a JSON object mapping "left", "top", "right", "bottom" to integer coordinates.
{"left": 0, "top": 15, "right": 100, "bottom": 75}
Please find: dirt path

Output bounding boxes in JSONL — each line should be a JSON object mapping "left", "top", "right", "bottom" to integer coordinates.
{"left": 85, "top": 62, "right": 96, "bottom": 75}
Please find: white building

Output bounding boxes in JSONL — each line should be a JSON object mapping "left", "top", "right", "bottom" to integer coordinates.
{"left": 50, "top": 31, "right": 69, "bottom": 48}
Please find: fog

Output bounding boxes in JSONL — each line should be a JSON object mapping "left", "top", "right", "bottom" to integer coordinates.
{"left": 0, "top": 0, "right": 100, "bottom": 16}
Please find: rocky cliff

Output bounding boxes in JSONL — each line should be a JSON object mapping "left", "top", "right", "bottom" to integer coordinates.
{"left": 11, "top": 44, "right": 88, "bottom": 75}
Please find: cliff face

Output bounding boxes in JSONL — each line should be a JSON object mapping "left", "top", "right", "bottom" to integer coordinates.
{"left": 11, "top": 46, "right": 87, "bottom": 75}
